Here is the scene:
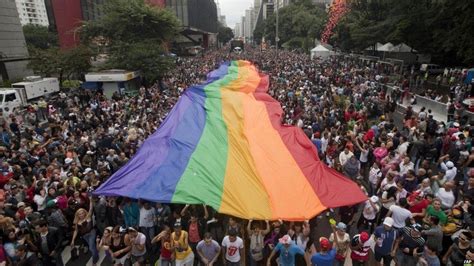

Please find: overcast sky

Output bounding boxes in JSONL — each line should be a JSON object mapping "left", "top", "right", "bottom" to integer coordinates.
{"left": 219, "top": 0, "right": 254, "bottom": 29}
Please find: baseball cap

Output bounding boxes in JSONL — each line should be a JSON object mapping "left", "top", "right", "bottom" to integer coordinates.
{"left": 319, "top": 237, "right": 331, "bottom": 250}
{"left": 360, "top": 232, "right": 369, "bottom": 243}
{"left": 83, "top": 168, "right": 93, "bottom": 175}
{"left": 336, "top": 222, "right": 347, "bottom": 231}
{"left": 370, "top": 195, "right": 379, "bottom": 203}
{"left": 383, "top": 217, "right": 394, "bottom": 227}
{"left": 64, "top": 158, "right": 73, "bottom": 164}
{"left": 412, "top": 223, "right": 423, "bottom": 232}
{"left": 17, "top": 202, "right": 25, "bottom": 208}
{"left": 446, "top": 161, "right": 454, "bottom": 168}
{"left": 279, "top": 234, "right": 292, "bottom": 245}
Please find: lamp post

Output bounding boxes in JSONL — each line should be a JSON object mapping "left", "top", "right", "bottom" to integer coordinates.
{"left": 275, "top": 0, "right": 279, "bottom": 57}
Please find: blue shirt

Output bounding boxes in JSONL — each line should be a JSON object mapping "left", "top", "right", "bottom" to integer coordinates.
{"left": 274, "top": 243, "right": 305, "bottom": 266}
{"left": 311, "top": 248, "right": 336, "bottom": 266}
{"left": 374, "top": 225, "right": 397, "bottom": 256}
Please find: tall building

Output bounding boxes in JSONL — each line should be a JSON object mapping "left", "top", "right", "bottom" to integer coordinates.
{"left": 44, "top": 0, "right": 166, "bottom": 49}
{"left": 234, "top": 22, "right": 241, "bottom": 37}
{"left": 263, "top": 1, "right": 274, "bottom": 19}
{"left": 244, "top": 8, "right": 253, "bottom": 40}
{"left": 14, "top": 0, "right": 49, "bottom": 26}
{"left": 0, "top": 0, "right": 33, "bottom": 82}
{"left": 165, "top": 0, "right": 218, "bottom": 48}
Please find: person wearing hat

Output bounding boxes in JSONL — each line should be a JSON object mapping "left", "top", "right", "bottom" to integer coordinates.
{"left": 350, "top": 231, "right": 370, "bottom": 266}
{"left": 310, "top": 237, "right": 336, "bottom": 266}
{"left": 438, "top": 154, "right": 457, "bottom": 182}
{"left": 266, "top": 234, "right": 307, "bottom": 266}
{"left": 172, "top": 222, "right": 195, "bottom": 266}
{"left": 392, "top": 223, "right": 425, "bottom": 266}
{"left": 329, "top": 222, "right": 349, "bottom": 266}
{"left": 358, "top": 195, "right": 380, "bottom": 233}
{"left": 222, "top": 228, "right": 244, "bottom": 266}
{"left": 373, "top": 217, "right": 397, "bottom": 266}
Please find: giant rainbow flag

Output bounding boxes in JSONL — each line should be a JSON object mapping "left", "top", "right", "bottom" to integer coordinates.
{"left": 95, "top": 60, "right": 367, "bottom": 220}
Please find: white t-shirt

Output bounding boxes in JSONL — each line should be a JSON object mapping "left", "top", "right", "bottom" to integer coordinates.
{"left": 389, "top": 205, "right": 412, "bottom": 228}
{"left": 363, "top": 200, "right": 380, "bottom": 220}
{"left": 369, "top": 167, "right": 382, "bottom": 186}
{"left": 33, "top": 194, "right": 46, "bottom": 211}
{"left": 139, "top": 207, "right": 155, "bottom": 228}
{"left": 440, "top": 162, "right": 457, "bottom": 182}
{"left": 131, "top": 232, "right": 147, "bottom": 256}
{"left": 221, "top": 236, "right": 244, "bottom": 262}
{"left": 436, "top": 188, "right": 455, "bottom": 209}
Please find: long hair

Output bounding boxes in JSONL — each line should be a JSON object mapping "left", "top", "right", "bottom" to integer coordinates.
{"left": 73, "top": 208, "right": 87, "bottom": 225}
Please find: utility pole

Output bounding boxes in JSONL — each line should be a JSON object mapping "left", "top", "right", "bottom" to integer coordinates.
{"left": 275, "top": 0, "right": 279, "bottom": 57}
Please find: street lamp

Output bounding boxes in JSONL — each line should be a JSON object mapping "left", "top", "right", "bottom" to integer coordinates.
{"left": 275, "top": 0, "right": 279, "bottom": 57}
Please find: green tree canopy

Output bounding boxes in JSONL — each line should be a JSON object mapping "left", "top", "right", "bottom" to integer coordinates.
{"left": 22, "top": 24, "right": 58, "bottom": 50}
{"left": 333, "top": 0, "right": 474, "bottom": 65}
{"left": 81, "top": 0, "right": 180, "bottom": 84}
{"left": 263, "top": 1, "right": 326, "bottom": 51}
{"left": 218, "top": 24, "right": 234, "bottom": 44}
{"left": 28, "top": 45, "right": 92, "bottom": 82}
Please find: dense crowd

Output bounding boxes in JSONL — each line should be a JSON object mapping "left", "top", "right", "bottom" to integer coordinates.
{"left": 0, "top": 47, "right": 473, "bottom": 266}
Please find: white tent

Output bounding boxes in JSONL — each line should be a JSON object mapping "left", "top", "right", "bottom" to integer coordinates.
{"left": 364, "top": 42, "right": 384, "bottom": 51}
{"left": 311, "top": 44, "right": 331, "bottom": 60}
{"left": 377, "top": 42, "right": 395, "bottom": 52}
{"left": 392, "top": 43, "right": 417, "bottom": 53}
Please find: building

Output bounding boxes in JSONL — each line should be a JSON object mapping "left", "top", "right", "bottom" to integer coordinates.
{"left": 45, "top": 0, "right": 166, "bottom": 49}
{"left": 14, "top": 0, "right": 49, "bottom": 26}
{"left": 234, "top": 22, "right": 241, "bottom": 37}
{"left": 244, "top": 8, "right": 254, "bottom": 41}
{"left": 263, "top": 1, "right": 274, "bottom": 19}
{"left": 0, "top": 0, "right": 33, "bottom": 82}
{"left": 273, "top": 0, "right": 292, "bottom": 10}
{"left": 165, "top": 0, "right": 218, "bottom": 48}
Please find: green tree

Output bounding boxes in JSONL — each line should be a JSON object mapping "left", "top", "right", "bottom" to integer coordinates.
{"left": 263, "top": 2, "right": 326, "bottom": 50}
{"left": 218, "top": 25, "right": 234, "bottom": 44}
{"left": 28, "top": 46, "right": 92, "bottom": 83}
{"left": 81, "top": 0, "right": 180, "bottom": 84}
{"left": 22, "top": 24, "right": 58, "bottom": 50}
{"left": 333, "top": 0, "right": 474, "bottom": 65}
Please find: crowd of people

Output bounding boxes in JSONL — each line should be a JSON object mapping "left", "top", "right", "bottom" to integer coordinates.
{"left": 0, "top": 46, "right": 473, "bottom": 266}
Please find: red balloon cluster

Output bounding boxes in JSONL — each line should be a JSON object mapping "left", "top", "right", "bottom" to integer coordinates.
{"left": 321, "top": 0, "right": 350, "bottom": 44}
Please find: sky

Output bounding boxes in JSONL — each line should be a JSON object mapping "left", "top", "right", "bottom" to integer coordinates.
{"left": 219, "top": 0, "right": 254, "bottom": 29}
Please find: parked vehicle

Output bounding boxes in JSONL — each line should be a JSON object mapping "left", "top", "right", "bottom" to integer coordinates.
{"left": 0, "top": 77, "right": 59, "bottom": 116}
{"left": 420, "top": 64, "right": 444, "bottom": 75}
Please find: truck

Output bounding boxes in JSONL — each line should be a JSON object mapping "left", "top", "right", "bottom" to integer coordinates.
{"left": 0, "top": 77, "right": 59, "bottom": 116}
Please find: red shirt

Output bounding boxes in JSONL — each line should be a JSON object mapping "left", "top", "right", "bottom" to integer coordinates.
{"left": 409, "top": 199, "right": 429, "bottom": 214}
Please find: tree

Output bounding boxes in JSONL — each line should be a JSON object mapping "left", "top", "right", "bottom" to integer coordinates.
{"left": 263, "top": 2, "right": 326, "bottom": 50}
{"left": 23, "top": 25, "right": 58, "bottom": 50}
{"left": 333, "top": 0, "right": 474, "bottom": 65}
{"left": 28, "top": 46, "right": 92, "bottom": 83}
{"left": 218, "top": 25, "right": 234, "bottom": 44}
{"left": 81, "top": 0, "right": 180, "bottom": 85}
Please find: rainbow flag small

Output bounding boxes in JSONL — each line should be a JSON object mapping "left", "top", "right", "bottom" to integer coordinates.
{"left": 95, "top": 60, "right": 367, "bottom": 220}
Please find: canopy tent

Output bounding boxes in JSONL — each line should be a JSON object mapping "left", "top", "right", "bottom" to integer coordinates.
{"left": 95, "top": 60, "right": 367, "bottom": 220}
{"left": 311, "top": 44, "right": 332, "bottom": 60}
{"left": 364, "top": 42, "right": 384, "bottom": 51}
{"left": 377, "top": 42, "right": 395, "bottom": 52}
{"left": 392, "top": 43, "right": 417, "bottom": 53}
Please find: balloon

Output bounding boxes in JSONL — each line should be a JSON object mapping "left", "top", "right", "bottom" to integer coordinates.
{"left": 321, "top": 0, "right": 350, "bottom": 44}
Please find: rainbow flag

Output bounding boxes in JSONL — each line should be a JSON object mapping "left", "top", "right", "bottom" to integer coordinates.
{"left": 95, "top": 60, "right": 367, "bottom": 220}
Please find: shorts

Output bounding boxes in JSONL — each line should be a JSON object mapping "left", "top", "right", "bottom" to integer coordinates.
{"left": 130, "top": 254, "right": 145, "bottom": 264}
{"left": 374, "top": 252, "right": 392, "bottom": 266}
{"left": 113, "top": 254, "right": 129, "bottom": 265}
{"left": 175, "top": 252, "right": 195, "bottom": 266}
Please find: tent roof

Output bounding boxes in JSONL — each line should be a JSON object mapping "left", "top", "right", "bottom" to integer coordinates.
{"left": 364, "top": 42, "right": 384, "bottom": 51}
{"left": 311, "top": 44, "right": 330, "bottom": 52}
{"left": 393, "top": 43, "right": 417, "bottom": 53}
{"left": 377, "top": 42, "right": 394, "bottom": 52}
